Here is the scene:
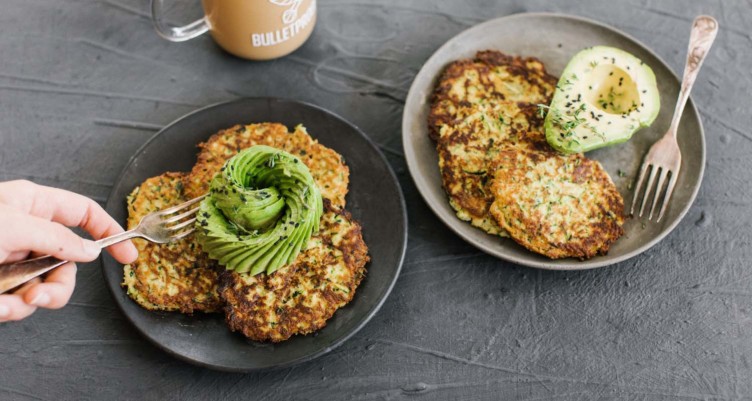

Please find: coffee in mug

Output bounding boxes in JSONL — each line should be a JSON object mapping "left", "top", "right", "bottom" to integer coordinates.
{"left": 151, "top": 0, "right": 317, "bottom": 60}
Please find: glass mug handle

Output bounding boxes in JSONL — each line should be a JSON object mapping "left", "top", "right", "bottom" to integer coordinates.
{"left": 150, "top": 0, "right": 210, "bottom": 42}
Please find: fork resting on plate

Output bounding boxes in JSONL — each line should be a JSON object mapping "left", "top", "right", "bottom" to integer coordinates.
{"left": 630, "top": 15, "right": 718, "bottom": 222}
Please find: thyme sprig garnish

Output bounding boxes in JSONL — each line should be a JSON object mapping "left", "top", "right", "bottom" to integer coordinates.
{"left": 556, "top": 103, "right": 586, "bottom": 137}
{"left": 537, "top": 103, "right": 550, "bottom": 118}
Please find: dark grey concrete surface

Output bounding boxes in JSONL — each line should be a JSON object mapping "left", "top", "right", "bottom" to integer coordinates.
{"left": 0, "top": 0, "right": 750, "bottom": 400}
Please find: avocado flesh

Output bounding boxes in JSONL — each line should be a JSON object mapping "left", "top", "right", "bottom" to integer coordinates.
{"left": 195, "top": 146, "right": 323, "bottom": 276}
{"left": 544, "top": 46, "right": 660, "bottom": 154}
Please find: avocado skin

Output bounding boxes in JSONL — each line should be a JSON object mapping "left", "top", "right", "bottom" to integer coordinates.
{"left": 544, "top": 117, "right": 633, "bottom": 154}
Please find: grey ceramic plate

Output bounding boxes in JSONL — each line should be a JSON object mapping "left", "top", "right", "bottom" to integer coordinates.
{"left": 103, "top": 98, "right": 407, "bottom": 371}
{"left": 402, "top": 13, "right": 704, "bottom": 270}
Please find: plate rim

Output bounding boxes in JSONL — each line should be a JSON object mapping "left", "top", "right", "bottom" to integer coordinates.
{"left": 401, "top": 11, "right": 705, "bottom": 270}
{"left": 102, "top": 97, "right": 408, "bottom": 372}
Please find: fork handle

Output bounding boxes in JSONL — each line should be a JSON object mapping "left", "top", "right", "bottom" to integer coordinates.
{"left": 0, "top": 256, "right": 68, "bottom": 295}
{"left": 0, "top": 229, "right": 139, "bottom": 295}
{"left": 669, "top": 15, "right": 718, "bottom": 135}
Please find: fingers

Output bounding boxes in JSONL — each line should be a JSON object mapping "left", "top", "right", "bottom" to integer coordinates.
{"left": 0, "top": 278, "right": 41, "bottom": 322}
{"left": 22, "top": 263, "right": 77, "bottom": 309}
{"left": 0, "top": 263, "right": 77, "bottom": 322}
{"left": 29, "top": 186, "right": 138, "bottom": 263}
{"left": 0, "top": 181, "right": 138, "bottom": 264}
{"left": 0, "top": 206, "right": 101, "bottom": 263}
{"left": 0, "top": 180, "right": 116, "bottom": 236}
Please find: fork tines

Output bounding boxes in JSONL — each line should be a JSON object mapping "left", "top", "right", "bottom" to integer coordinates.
{"left": 161, "top": 194, "right": 206, "bottom": 239}
{"left": 630, "top": 163, "right": 678, "bottom": 222}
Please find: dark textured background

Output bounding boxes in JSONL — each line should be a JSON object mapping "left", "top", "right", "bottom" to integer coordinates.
{"left": 1, "top": 0, "right": 750, "bottom": 400}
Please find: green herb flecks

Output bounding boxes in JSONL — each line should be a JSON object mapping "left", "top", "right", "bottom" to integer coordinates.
{"left": 549, "top": 103, "right": 588, "bottom": 141}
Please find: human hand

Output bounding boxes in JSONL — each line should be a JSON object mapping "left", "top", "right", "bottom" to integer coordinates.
{"left": 0, "top": 180, "right": 138, "bottom": 322}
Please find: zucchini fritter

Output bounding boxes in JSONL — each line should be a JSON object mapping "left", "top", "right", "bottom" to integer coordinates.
{"left": 429, "top": 50, "right": 558, "bottom": 236}
{"left": 489, "top": 149, "right": 624, "bottom": 259}
{"left": 432, "top": 101, "right": 548, "bottom": 236}
{"left": 219, "top": 200, "right": 369, "bottom": 342}
{"left": 431, "top": 50, "right": 557, "bottom": 123}
{"left": 122, "top": 173, "right": 221, "bottom": 313}
{"left": 183, "top": 123, "right": 349, "bottom": 208}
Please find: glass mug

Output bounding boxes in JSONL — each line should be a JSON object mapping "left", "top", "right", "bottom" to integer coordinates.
{"left": 151, "top": 0, "right": 317, "bottom": 60}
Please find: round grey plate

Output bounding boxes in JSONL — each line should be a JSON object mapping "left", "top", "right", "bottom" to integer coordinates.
{"left": 402, "top": 13, "right": 704, "bottom": 270}
{"left": 103, "top": 98, "right": 407, "bottom": 371}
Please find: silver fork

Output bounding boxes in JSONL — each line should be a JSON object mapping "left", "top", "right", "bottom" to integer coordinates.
{"left": 0, "top": 194, "right": 206, "bottom": 294}
{"left": 631, "top": 15, "right": 718, "bottom": 222}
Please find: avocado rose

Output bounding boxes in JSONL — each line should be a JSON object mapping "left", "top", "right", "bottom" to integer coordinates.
{"left": 195, "top": 145, "right": 323, "bottom": 275}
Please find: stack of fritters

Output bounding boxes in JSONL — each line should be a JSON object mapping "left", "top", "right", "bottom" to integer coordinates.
{"left": 429, "top": 51, "right": 558, "bottom": 237}
{"left": 123, "top": 123, "right": 369, "bottom": 342}
{"left": 429, "top": 51, "right": 624, "bottom": 259}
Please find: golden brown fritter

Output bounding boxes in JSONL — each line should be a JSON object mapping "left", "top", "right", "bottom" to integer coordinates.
{"left": 219, "top": 200, "right": 369, "bottom": 342}
{"left": 489, "top": 149, "right": 624, "bottom": 259}
{"left": 183, "top": 123, "right": 349, "bottom": 208}
{"left": 429, "top": 50, "right": 557, "bottom": 139}
{"left": 429, "top": 99, "right": 549, "bottom": 148}
{"left": 122, "top": 173, "right": 221, "bottom": 313}
{"left": 428, "top": 50, "right": 558, "bottom": 236}
{"left": 433, "top": 101, "right": 549, "bottom": 236}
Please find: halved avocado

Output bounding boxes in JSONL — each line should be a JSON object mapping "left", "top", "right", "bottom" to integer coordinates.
{"left": 544, "top": 46, "right": 660, "bottom": 154}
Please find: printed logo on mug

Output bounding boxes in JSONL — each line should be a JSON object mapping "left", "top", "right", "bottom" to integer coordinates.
{"left": 151, "top": 0, "right": 317, "bottom": 60}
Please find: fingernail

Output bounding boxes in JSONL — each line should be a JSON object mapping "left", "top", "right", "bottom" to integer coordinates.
{"left": 0, "top": 305, "right": 9, "bottom": 318}
{"left": 83, "top": 240, "right": 101, "bottom": 258}
{"left": 30, "top": 293, "right": 50, "bottom": 307}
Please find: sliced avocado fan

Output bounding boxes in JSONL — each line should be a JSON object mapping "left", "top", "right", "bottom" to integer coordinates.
{"left": 195, "top": 145, "right": 323, "bottom": 276}
{"left": 543, "top": 46, "right": 660, "bottom": 154}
